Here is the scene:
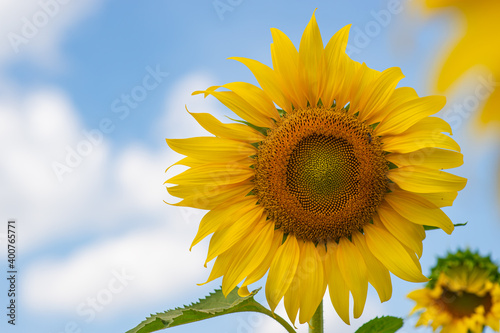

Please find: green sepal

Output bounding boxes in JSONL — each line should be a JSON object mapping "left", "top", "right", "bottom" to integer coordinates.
{"left": 227, "top": 117, "right": 269, "bottom": 136}
{"left": 423, "top": 222, "right": 467, "bottom": 231}
{"left": 355, "top": 316, "right": 404, "bottom": 333}
{"left": 427, "top": 248, "right": 500, "bottom": 288}
{"left": 387, "top": 161, "right": 398, "bottom": 170}
{"left": 126, "top": 287, "right": 296, "bottom": 333}
{"left": 344, "top": 103, "right": 350, "bottom": 113}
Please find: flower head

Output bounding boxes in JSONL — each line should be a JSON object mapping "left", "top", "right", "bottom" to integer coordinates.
{"left": 165, "top": 12, "right": 466, "bottom": 325}
{"left": 408, "top": 249, "right": 500, "bottom": 333}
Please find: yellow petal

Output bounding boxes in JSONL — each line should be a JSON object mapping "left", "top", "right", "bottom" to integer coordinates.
{"left": 408, "top": 116, "right": 453, "bottom": 134}
{"left": 166, "top": 137, "right": 256, "bottom": 161}
{"left": 384, "top": 190, "right": 454, "bottom": 234}
{"left": 486, "top": 313, "right": 500, "bottom": 331}
{"left": 205, "top": 204, "right": 265, "bottom": 264}
{"left": 192, "top": 88, "right": 273, "bottom": 128}
{"left": 221, "top": 81, "right": 280, "bottom": 121}
{"left": 382, "top": 115, "right": 459, "bottom": 153}
{"left": 298, "top": 10, "right": 325, "bottom": 107}
{"left": 480, "top": 86, "right": 500, "bottom": 125}
{"left": 221, "top": 217, "right": 274, "bottom": 295}
{"left": 357, "top": 67, "right": 405, "bottom": 123}
{"left": 337, "top": 238, "right": 368, "bottom": 319}
{"left": 284, "top": 270, "right": 301, "bottom": 326}
{"left": 199, "top": 249, "right": 233, "bottom": 285}
{"left": 364, "top": 224, "right": 429, "bottom": 282}
{"left": 407, "top": 288, "right": 430, "bottom": 314}
{"left": 229, "top": 56, "right": 292, "bottom": 112}
{"left": 435, "top": 29, "right": 493, "bottom": 93}
{"left": 352, "top": 232, "right": 393, "bottom": 302}
{"left": 165, "top": 163, "right": 253, "bottom": 186}
{"left": 383, "top": 86, "right": 420, "bottom": 114}
{"left": 375, "top": 95, "right": 446, "bottom": 136}
{"left": 415, "top": 191, "right": 458, "bottom": 208}
{"left": 266, "top": 235, "right": 300, "bottom": 311}
{"left": 190, "top": 196, "right": 257, "bottom": 249}
{"left": 237, "top": 285, "right": 251, "bottom": 297}
{"left": 298, "top": 242, "right": 326, "bottom": 324}
{"left": 381, "top": 116, "right": 457, "bottom": 155}
{"left": 326, "top": 242, "right": 350, "bottom": 325}
{"left": 387, "top": 166, "right": 467, "bottom": 193}
{"left": 270, "top": 28, "right": 307, "bottom": 109}
{"left": 402, "top": 242, "right": 422, "bottom": 273}
{"left": 167, "top": 181, "right": 254, "bottom": 210}
{"left": 240, "top": 229, "right": 283, "bottom": 290}
{"left": 383, "top": 133, "right": 460, "bottom": 154}
{"left": 165, "top": 156, "right": 204, "bottom": 172}
{"left": 188, "top": 111, "right": 265, "bottom": 143}
{"left": 386, "top": 148, "right": 463, "bottom": 170}
{"left": 334, "top": 57, "right": 360, "bottom": 110}
{"left": 323, "top": 25, "right": 350, "bottom": 108}
{"left": 347, "top": 62, "right": 380, "bottom": 115}
{"left": 375, "top": 204, "right": 425, "bottom": 258}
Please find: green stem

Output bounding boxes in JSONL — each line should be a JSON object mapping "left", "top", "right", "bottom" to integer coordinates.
{"left": 257, "top": 308, "right": 297, "bottom": 333}
{"left": 309, "top": 301, "right": 324, "bottom": 333}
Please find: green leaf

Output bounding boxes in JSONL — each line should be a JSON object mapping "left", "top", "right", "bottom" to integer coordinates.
{"left": 424, "top": 222, "right": 467, "bottom": 231}
{"left": 126, "top": 287, "right": 296, "bottom": 333}
{"left": 355, "top": 316, "right": 404, "bottom": 333}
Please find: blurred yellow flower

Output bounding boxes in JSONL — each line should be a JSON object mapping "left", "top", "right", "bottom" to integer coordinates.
{"left": 408, "top": 250, "right": 500, "bottom": 333}
{"left": 424, "top": 0, "right": 500, "bottom": 126}
{"left": 165, "top": 12, "right": 466, "bottom": 326}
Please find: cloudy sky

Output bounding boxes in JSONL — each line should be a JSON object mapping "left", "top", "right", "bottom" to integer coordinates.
{"left": 1, "top": 0, "right": 499, "bottom": 332}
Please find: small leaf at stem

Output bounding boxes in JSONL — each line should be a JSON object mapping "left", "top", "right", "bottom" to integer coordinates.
{"left": 424, "top": 222, "right": 467, "bottom": 231}
{"left": 126, "top": 287, "right": 296, "bottom": 333}
{"left": 355, "top": 316, "right": 403, "bottom": 333}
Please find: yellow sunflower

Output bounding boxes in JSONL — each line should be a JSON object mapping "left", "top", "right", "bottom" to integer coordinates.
{"left": 423, "top": 0, "right": 500, "bottom": 126}
{"left": 165, "top": 12, "right": 467, "bottom": 325}
{"left": 408, "top": 250, "right": 500, "bottom": 333}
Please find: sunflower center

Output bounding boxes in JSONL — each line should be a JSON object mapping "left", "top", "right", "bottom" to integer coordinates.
{"left": 254, "top": 107, "right": 388, "bottom": 242}
{"left": 439, "top": 287, "right": 493, "bottom": 318}
{"left": 286, "top": 135, "right": 359, "bottom": 214}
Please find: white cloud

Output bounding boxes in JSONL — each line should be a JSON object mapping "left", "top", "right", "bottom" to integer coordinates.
{"left": 4, "top": 71, "right": 223, "bottom": 322}
{"left": 0, "top": 89, "right": 110, "bottom": 250}
{"left": 0, "top": 74, "right": 215, "bottom": 251}
{"left": 0, "top": 0, "right": 103, "bottom": 68}
{"left": 115, "top": 144, "right": 175, "bottom": 212}
{"left": 22, "top": 223, "right": 207, "bottom": 319}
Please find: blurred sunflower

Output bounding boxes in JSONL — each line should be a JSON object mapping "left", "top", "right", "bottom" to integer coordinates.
{"left": 423, "top": 0, "right": 500, "bottom": 126}
{"left": 408, "top": 249, "right": 500, "bottom": 333}
{"left": 165, "top": 12, "right": 467, "bottom": 325}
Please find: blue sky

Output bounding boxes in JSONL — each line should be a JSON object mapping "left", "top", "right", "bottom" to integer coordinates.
{"left": 1, "top": 0, "right": 499, "bottom": 332}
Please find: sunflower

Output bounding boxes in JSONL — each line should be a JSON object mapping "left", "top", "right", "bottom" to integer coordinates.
{"left": 408, "top": 250, "right": 500, "bottom": 333}
{"left": 423, "top": 0, "right": 500, "bottom": 126}
{"left": 165, "top": 12, "right": 467, "bottom": 325}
